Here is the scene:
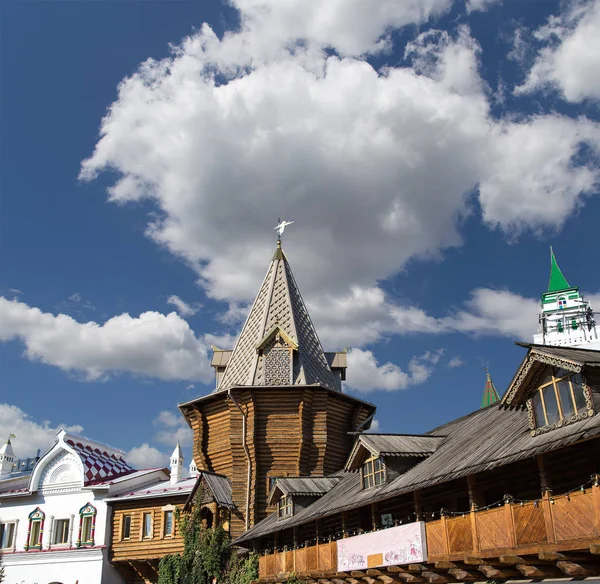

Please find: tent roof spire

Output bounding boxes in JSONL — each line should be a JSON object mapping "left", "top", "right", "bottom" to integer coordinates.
{"left": 217, "top": 241, "right": 338, "bottom": 392}
{"left": 481, "top": 368, "right": 500, "bottom": 408}
{"left": 548, "top": 246, "right": 570, "bottom": 292}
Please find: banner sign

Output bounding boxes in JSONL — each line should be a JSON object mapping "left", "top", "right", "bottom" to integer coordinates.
{"left": 337, "top": 521, "right": 427, "bottom": 572}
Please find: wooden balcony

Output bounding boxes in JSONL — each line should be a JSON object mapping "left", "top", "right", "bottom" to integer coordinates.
{"left": 258, "top": 487, "right": 600, "bottom": 582}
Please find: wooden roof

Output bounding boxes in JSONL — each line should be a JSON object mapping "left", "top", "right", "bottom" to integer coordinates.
{"left": 235, "top": 380, "right": 600, "bottom": 545}
{"left": 267, "top": 476, "right": 342, "bottom": 506}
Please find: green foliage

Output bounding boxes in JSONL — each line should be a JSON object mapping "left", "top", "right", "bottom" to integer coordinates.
{"left": 158, "top": 554, "right": 182, "bottom": 584}
{"left": 227, "top": 550, "right": 259, "bottom": 584}
{"left": 284, "top": 572, "right": 306, "bottom": 584}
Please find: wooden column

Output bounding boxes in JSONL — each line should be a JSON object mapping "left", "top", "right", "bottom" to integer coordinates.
{"left": 413, "top": 491, "right": 423, "bottom": 521}
{"left": 466, "top": 476, "right": 480, "bottom": 553}
{"left": 342, "top": 511, "right": 348, "bottom": 538}
{"left": 537, "top": 454, "right": 556, "bottom": 543}
{"left": 371, "top": 503, "right": 378, "bottom": 531}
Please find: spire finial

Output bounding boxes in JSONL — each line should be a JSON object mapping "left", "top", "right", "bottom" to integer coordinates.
{"left": 481, "top": 368, "right": 500, "bottom": 408}
{"left": 548, "top": 246, "right": 570, "bottom": 292}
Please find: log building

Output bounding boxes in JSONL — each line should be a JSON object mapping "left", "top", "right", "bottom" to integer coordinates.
{"left": 234, "top": 342, "right": 600, "bottom": 582}
{"left": 178, "top": 241, "right": 376, "bottom": 537}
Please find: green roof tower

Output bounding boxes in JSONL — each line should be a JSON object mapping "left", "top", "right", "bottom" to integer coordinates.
{"left": 481, "top": 369, "right": 500, "bottom": 408}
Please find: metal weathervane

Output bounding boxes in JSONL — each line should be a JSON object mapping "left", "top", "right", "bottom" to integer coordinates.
{"left": 274, "top": 218, "right": 294, "bottom": 240}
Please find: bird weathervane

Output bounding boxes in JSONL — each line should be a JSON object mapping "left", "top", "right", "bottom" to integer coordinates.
{"left": 274, "top": 218, "right": 294, "bottom": 240}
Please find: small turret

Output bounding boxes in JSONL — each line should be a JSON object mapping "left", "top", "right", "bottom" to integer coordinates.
{"left": 0, "top": 436, "right": 16, "bottom": 480}
{"left": 533, "top": 247, "right": 598, "bottom": 348}
{"left": 170, "top": 442, "right": 184, "bottom": 484}
{"left": 481, "top": 369, "right": 500, "bottom": 408}
{"left": 189, "top": 458, "right": 199, "bottom": 478}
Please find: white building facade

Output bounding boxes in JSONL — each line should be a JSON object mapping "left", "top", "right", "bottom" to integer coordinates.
{"left": 0, "top": 430, "right": 168, "bottom": 584}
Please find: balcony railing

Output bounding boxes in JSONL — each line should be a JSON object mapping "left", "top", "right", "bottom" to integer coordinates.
{"left": 258, "top": 486, "right": 600, "bottom": 580}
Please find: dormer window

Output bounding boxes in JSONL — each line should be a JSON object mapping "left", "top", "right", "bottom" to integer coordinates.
{"left": 362, "top": 456, "right": 386, "bottom": 489}
{"left": 558, "top": 296, "right": 567, "bottom": 309}
{"left": 531, "top": 368, "right": 588, "bottom": 428}
{"left": 278, "top": 495, "right": 293, "bottom": 519}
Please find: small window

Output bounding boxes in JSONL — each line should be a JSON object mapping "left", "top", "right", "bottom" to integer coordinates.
{"left": 164, "top": 510, "right": 174, "bottom": 536}
{"left": 53, "top": 519, "right": 69, "bottom": 545}
{"left": 531, "top": 368, "right": 589, "bottom": 429}
{"left": 77, "top": 502, "right": 96, "bottom": 547}
{"left": 0, "top": 522, "right": 16, "bottom": 549}
{"left": 558, "top": 322, "right": 564, "bottom": 332}
{"left": 558, "top": 297, "right": 566, "bottom": 309}
{"left": 572, "top": 318, "right": 578, "bottom": 330}
{"left": 277, "top": 495, "right": 293, "bottom": 519}
{"left": 122, "top": 515, "right": 132, "bottom": 540}
{"left": 362, "top": 456, "right": 386, "bottom": 489}
{"left": 143, "top": 512, "right": 152, "bottom": 539}
{"left": 26, "top": 507, "right": 45, "bottom": 550}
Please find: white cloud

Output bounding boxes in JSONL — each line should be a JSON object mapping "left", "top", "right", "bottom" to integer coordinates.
{"left": 366, "top": 419, "right": 381, "bottom": 432}
{"left": 345, "top": 348, "right": 441, "bottom": 392}
{"left": 466, "top": 0, "right": 501, "bottom": 12}
{"left": 516, "top": 0, "right": 600, "bottom": 102}
{"left": 0, "top": 297, "right": 212, "bottom": 382}
{"left": 447, "top": 356, "right": 465, "bottom": 368}
{"left": 126, "top": 443, "right": 169, "bottom": 469}
{"left": 167, "top": 295, "right": 201, "bottom": 317}
{"left": 78, "top": 14, "right": 600, "bottom": 343}
{"left": 0, "top": 404, "right": 83, "bottom": 459}
{"left": 152, "top": 410, "right": 193, "bottom": 447}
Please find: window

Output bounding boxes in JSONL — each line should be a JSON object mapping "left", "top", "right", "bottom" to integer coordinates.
{"left": 558, "top": 296, "right": 567, "bottom": 309}
{"left": 0, "top": 522, "right": 16, "bottom": 549}
{"left": 77, "top": 503, "right": 96, "bottom": 547}
{"left": 531, "top": 368, "right": 588, "bottom": 428}
{"left": 164, "top": 510, "right": 174, "bottom": 536}
{"left": 362, "top": 456, "right": 386, "bottom": 489}
{"left": 277, "top": 495, "right": 293, "bottom": 519}
{"left": 25, "top": 507, "right": 45, "bottom": 550}
{"left": 53, "top": 519, "right": 69, "bottom": 545}
{"left": 143, "top": 512, "right": 152, "bottom": 539}
{"left": 122, "top": 515, "right": 132, "bottom": 540}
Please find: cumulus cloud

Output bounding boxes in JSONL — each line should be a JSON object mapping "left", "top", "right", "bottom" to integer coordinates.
{"left": 345, "top": 348, "right": 442, "bottom": 392}
{"left": 167, "top": 295, "right": 201, "bottom": 317}
{"left": 466, "top": 0, "right": 501, "bottom": 12}
{"left": 0, "top": 404, "right": 83, "bottom": 458}
{"left": 79, "top": 13, "right": 600, "bottom": 340}
{"left": 153, "top": 409, "right": 193, "bottom": 447}
{"left": 516, "top": 0, "right": 600, "bottom": 102}
{"left": 0, "top": 297, "right": 212, "bottom": 382}
{"left": 126, "top": 443, "right": 169, "bottom": 469}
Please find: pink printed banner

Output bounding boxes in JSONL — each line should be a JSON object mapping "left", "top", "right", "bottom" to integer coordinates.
{"left": 336, "top": 522, "right": 427, "bottom": 572}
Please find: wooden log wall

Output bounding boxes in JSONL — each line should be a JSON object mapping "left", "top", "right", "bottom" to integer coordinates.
{"left": 110, "top": 496, "right": 187, "bottom": 563}
{"left": 185, "top": 387, "right": 375, "bottom": 538}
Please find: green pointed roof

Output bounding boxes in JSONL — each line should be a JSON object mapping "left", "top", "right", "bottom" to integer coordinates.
{"left": 548, "top": 247, "right": 570, "bottom": 292}
{"left": 481, "top": 370, "right": 500, "bottom": 408}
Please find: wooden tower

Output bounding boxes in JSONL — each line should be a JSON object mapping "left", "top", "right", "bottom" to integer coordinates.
{"left": 179, "top": 241, "right": 376, "bottom": 536}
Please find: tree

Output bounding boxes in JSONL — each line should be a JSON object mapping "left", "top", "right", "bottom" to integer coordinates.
{"left": 158, "top": 484, "right": 257, "bottom": 584}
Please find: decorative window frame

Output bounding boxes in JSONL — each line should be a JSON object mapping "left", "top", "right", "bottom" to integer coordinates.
{"left": 50, "top": 516, "right": 71, "bottom": 547}
{"left": 361, "top": 455, "right": 387, "bottom": 489}
{"left": 277, "top": 495, "right": 293, "bottom": 519}
{"left": 523, "top": 363, "right": 595, "bottom": 436}
{"left": 76, "top": 503, "right": 97, "bottom": 548}
{"left": 0, "top": 519, "right": 18, "bottom": 552}
{"left": 161, "top": 504, "right": 176, "bottom": 538}
{"left": 25, "top": 507, "right": 45, "bottom": 551}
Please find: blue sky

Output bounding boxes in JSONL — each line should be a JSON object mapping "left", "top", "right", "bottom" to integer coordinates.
{"left": 2, "top": 0, "right": 600, "bottom": 468}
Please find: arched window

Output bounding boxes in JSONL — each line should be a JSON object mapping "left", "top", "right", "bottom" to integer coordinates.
{"left": 558, "top": 296, "right": 567, "bottom": 309}
{"left": 362, "top": 456, "right": 386, "bottom": 489}
{"left": 76, "top": 503, "right": 96, "bottom": 547}
{"left": 531, "top": 368, "right": 588, "bottom": 428}
{"left": 25, "top": 507, "right": 45, "bottom": 550}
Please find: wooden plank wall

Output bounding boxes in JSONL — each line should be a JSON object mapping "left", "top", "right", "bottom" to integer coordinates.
{"left": 110, "top": 496, "right": 186, "bottom": 562}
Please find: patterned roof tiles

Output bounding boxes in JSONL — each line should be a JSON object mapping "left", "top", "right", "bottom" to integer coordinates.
{"left": 66, "top": 439, "right": 134, "bottom": 484}
{"left": 217, "top": 242, "right": 338, "bottom": 392}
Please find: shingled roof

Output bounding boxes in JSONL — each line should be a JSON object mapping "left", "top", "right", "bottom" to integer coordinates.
{"left": 234, "top": 345, "right": 600, "bottom": 545}
{"left": 217, "top": 241, "right": 338, "bottom": 392}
